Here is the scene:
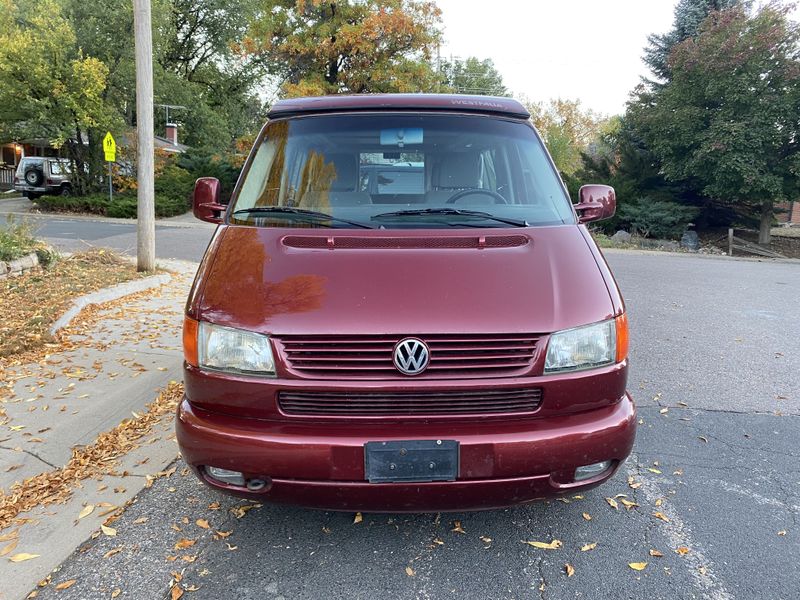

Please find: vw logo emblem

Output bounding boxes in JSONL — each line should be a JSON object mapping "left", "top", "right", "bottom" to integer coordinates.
{"left": 393, "top": 338, "right": 430, "bottom": 375}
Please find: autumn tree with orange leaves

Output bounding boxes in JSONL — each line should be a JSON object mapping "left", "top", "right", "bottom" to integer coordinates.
{"left": 242, "top": 0, "right": 443, "bottom": 97}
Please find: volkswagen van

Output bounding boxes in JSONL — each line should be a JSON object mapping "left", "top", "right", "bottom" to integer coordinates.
{"left": 177, "top": 94, "right": 635, "bottom": 511}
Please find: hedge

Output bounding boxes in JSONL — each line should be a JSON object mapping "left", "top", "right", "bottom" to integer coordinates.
{"left": 34, "top": 193, "right": 189, "bottom": 219}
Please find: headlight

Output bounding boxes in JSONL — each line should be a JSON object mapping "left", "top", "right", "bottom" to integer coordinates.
{"left": 544, "top": 319, "right": 617, "bottom": 373}
{"left": 198, "top": 321, "right": 276, "bottom": 376}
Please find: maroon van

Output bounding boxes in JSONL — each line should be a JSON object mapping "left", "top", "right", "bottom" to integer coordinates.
{"left": 177, "top": 94, "right": 635, "bottom": 512}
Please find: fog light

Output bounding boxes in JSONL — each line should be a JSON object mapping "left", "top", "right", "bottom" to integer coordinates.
{"left": 206, "top": 466, "right": 245, "bottom": 486}
{"left": 574, "top": 460, "right": 613, "bottom": 482}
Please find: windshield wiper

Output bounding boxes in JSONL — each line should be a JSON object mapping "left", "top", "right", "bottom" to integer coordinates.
{"left": 232, "top": 207, "right": 373, "bottom": 229}
{"left": 371, "top": 208, "right": 528, "bottom": 227}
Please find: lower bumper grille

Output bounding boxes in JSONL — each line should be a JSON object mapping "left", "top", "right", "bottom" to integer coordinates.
{"left": 278, "top": 388, "right": 543, "bottom": 416}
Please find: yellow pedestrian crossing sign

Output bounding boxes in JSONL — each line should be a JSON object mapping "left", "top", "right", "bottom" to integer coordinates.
{"left": 103, "top": 132, "right": 116, "bottom": 162}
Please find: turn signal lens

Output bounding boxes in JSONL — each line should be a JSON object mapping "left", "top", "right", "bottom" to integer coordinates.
{"left": 183, "top": 316, "right": 199, "bottom": 367}
{"left": 615, "top": 313, "right": 629, "bottom": 363}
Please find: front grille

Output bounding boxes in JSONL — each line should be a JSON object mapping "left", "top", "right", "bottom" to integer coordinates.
{"left": 278, "top": 388, "right": 543, "bottom": 416}
{"left": 275, "top": 334, "right": 540, "bottom": 379}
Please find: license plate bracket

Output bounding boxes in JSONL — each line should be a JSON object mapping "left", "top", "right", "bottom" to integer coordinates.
{"left": 364, "top": 440, "right": 459, "bottom": 483}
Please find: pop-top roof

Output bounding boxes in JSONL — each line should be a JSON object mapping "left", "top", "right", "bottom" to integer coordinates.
{"left": 267, "top": 94, "right": 530, "bottom": 120}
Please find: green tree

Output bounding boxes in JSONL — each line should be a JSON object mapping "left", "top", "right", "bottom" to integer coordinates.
{"left": 643, "top": 0, "right": 743, "bottom": 82}
{"left": 525, "top": 98, "right": 607, "bottom": 177}
{"left": 0, "top": 0, "right": 116, "bottom": 193}
{"left": 632, "top": 4, "right": 800, "bottom": 244}
{"left": 439, "top": 57, "right": 507, "bottom": 96}
{"left": 243, "top": 0, "right": 443, "bottom": 97}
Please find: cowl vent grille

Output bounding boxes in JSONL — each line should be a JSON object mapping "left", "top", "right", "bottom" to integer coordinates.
{"left": 282, "top": 235, "right": 529, "bottom": 250}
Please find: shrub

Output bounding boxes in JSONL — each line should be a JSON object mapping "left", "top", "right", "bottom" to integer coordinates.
{"left": 33, "top": 193, "right": 189, "bottom": 219}
{"left": 155, "top": 164, "right": 194, "bottom": 205}
{"left": 177, "top": 149, "right": 242, "bottom": 203}
{"left": 617, "top": 198, "right": 700, "bottom": 239}
{"left": 0, "top": 218, "right": 39, "bottom": 261}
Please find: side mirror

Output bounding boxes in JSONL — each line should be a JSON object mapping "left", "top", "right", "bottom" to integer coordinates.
{"left": 575, "top": 184, "right": 616, "bottom": 223}
{"left": 193, "top": 177, "right": 226, "bottom": 224}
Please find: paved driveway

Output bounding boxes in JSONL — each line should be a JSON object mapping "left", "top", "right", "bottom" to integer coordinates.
{"left": 24, "top": 251, "right": 800, "bottom": 600}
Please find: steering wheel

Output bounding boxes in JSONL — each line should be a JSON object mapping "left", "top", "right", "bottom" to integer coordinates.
{"left": 446, "top": 188, "right": 508, "bottom": 204}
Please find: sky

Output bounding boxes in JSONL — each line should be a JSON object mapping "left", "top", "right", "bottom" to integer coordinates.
{"left": 435, "top": 0, "right": 682, "bottom": 116}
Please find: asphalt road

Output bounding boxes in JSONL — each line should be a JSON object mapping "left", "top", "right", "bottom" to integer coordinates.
{"left": 0, "top": 212, "right": 215, "bottom": 262}
{"left": 18, "top": 229, "right": 800, "bottom": 599}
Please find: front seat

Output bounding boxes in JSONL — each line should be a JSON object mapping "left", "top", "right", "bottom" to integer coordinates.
{"left": 302, "top": 153, "right": 372, "bottom": 207}
{"left": 427, "top": 152, "right": 490, "bottom": 205}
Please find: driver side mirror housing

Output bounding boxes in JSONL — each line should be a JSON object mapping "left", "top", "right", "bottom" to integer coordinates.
{"left": 193, "top": 177, "right": 227, "bottom": 224}
{"left": 575, "top": 184, "right": 616, "bottom": 223}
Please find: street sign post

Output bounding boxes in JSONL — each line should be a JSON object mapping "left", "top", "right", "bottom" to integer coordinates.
{"left": 103, "top": 132, "right": 116, "bottom": 203}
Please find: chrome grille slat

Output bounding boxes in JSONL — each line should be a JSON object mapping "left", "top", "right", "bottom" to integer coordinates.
{"left": 277, "top": 333, "right": 539, "bottom": 379}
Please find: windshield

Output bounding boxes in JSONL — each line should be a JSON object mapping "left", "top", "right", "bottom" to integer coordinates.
{"left": 230, "top": 113, "right": 574, "bottom": 229}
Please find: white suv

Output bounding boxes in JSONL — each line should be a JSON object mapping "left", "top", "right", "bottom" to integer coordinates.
{"left": 14, "top": 157, "right": 72, "bottom": 199}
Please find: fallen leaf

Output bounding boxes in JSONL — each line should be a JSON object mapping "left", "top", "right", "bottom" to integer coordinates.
{"left": 565, "top": 563, "right": 575, "bottom": 577}
{"left": 451, "top": 521, "right": 466, "bottom": 534}
{"left": 647, "top": 468, "right": 662, "bottom": 474}
{"left": 353, "top": 512, "right": 363, "bottom": 524}
{"left": 628, "top": 562, "right": 648, "bottom": 571}
{"left": 659, "top": 407, "right": 669, "bottom": 414}
{"left": 174, "top": 539, "right": 196, "bottom": 550}
{"left": 225, "top": 543, "right": 237, "bottom": 551}
{"left": 698, "top": 436, "right": 708, "bottom": 443}
{"left": 0, "top": 530, "right": 19, "bottom": 542}
{"left": 524, "top": 539, "right": 563, "bottom": 550}
{"left": 111, "top": 589, "right": 121, "bottom": 598}
{"left": 581, "top": 542, "right": 597, "bottom": 552}
{"left": 676, "top": 546, "right": 690, "bottom": 555}
{"left": 133, "top": 517, "right": 148, "bottom": 525}
{"left": 214, "top": 530, "right": 232, "bottom": 539}
{"left": 480, "top": 536, "right": 492, "bottom": 544}
{"left": 698, "top": 566, "right": 708, "bottom": 575}
{"left": 78, "top": 504, "right": 95, "bottom": 519}
{"left": 582, "top": 512, "right": 592, "bottom": 521}
{"left": 405, "top": 566, "right": 415, "bottom": 577}
{"left": 0, "top": 539, "right": 19, "bottom": 556}
{"left": 432, "top": 538, "right": 444, "bottom": 546}
{"left": 101, "top": 525, "right": 117, "bottom": 537}
{"left": 605, "top": 497, "right": 619, "bottom": 510}
{"left": 208, "top": 502, "right": 221, "bottom": 510}
{"left": 653, "top": 512, "right": 670, "bottom": 523}
{"left": 9, "top": 553, "right": 40, "bottom": 562}
{"left": 778, "top": 530, "right": 787, "bottom": 536}
{"left": 195, "top": 519, "right": 210, "bottom": 530}
{"left": 103, "top": 547, "right": 123, "bottom": 559}
{"left": 620, "top": 499, "right": 639, "bottom": 510}
{"left": 55, "top": 580, "right": 77, "bottom": 590}
{"left": 170, "top": 584, "right": 184, "bottom": 600}
{"left": 649, "top": 549, "right": 664, "bottom": 557}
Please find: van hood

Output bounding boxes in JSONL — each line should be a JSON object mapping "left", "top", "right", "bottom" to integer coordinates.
{"left": 195, "top": 226, "right": 615, "bottom": 336}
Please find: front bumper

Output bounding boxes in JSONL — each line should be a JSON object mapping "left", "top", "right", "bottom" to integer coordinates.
{"left": 176, "top": 393, "right": 636, "bottom": 512}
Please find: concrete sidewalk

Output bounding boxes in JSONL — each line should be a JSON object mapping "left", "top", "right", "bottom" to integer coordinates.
{"left": 0, "top": 259, "right": 198, "bottom": 600}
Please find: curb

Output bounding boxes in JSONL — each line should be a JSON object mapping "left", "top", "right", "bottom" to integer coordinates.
{"left": 0, "top": 251, "right": 39, "bottom": 279}
{"left": 49, "top": 272, "right": 173, "bottom": 335}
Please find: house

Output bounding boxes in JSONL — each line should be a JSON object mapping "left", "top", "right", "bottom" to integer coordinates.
{"left": 776, "top": 201, "right": 800, "bottom": 226}
{"left": 0, "top": 125, "right": 186, "bottom": 190}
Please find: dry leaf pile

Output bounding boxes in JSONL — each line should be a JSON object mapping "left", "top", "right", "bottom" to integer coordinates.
{"left": 0, "top": 381, "right": 183, "bottom": 530}
{"left": 0, "top": 249, "right": 143, "bottom": 358}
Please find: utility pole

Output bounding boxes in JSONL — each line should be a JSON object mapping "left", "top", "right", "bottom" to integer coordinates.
{"left": 133, "top": 0, "right": 155, "bottom": 272}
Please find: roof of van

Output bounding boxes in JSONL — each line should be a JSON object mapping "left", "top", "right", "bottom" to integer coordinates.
{"left": 267, "top": 94, "right": 530, "bottom": 120}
